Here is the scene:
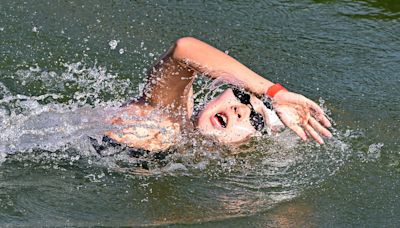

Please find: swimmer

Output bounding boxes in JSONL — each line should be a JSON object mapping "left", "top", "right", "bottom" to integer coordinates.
{"left": 105, "top": 37, "right": 332, "bottom": 152}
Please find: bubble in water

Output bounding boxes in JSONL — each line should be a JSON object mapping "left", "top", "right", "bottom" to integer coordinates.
{"left": 29, "top": 64, "right": 41, "bottom": 72}
{"left": 108, "top": 40, "right": 119, "bottom": 50}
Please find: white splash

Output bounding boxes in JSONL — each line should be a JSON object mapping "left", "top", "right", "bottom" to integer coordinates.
{"left": 368, "top": 143, "right": 384, "bottom": 160}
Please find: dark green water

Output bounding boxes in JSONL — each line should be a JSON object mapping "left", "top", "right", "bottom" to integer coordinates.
{"left": 0, "top": 0, "right": 399, "bottom": 227}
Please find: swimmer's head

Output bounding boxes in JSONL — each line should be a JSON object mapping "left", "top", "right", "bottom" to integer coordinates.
{"left": 195, "top": 88, "right": 278, "bottom": 144}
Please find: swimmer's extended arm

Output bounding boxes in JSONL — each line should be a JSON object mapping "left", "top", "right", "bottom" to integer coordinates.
{"left": 170, "top": 37, "right": 332, "bottom": 143}
{"left": 172, "top": 37, "right": 274, "bottom": 95}
{"left": 142, "top": 37, "right": 332, "bottom": 144}
{"left": 141, "top": 36, "right": 274, "bottom": 108}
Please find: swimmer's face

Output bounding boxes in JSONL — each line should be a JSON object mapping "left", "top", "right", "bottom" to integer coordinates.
{"left": 196, "top": 88, "right": 265, "bottom": 144}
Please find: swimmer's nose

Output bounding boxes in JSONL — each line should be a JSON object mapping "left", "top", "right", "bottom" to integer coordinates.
{"left": 232, "top": 104, "right": 249, "bottom": 122}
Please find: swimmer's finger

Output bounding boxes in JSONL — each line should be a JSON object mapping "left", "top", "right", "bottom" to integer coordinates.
{"left": 309, "top": 117, "right": 332, "bottom": 138}
{"left": 105, "top": 131, "right": 141, "bottom": 147}
{"left": 279, "top": 114, "right": 308, "bottom": 141}
{"left": 291, "top": 124, "right": 308, "bottom": 141}
{"left": 304, "top": 123, "right": 324, "bottom": 144}
{"left": 307, "top": 101, "right": 331, "bottom": 128}
{"left": 315, "top": 113, "right": 331, "bottom": 128}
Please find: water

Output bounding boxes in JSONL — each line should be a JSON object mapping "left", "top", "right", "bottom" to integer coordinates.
{"left": 0, "top": 0, "right": 399, "bottom": 226}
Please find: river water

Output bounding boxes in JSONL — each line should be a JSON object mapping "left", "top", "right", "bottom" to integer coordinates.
{"left": 0, "top": 0, "right": 399, "bottom": 227}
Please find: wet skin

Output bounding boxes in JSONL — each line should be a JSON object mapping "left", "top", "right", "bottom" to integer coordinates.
{"left": 196, "top": 88, "right": 267, "bottom": 144}
{"left": 106, "top": 37, "right": 332, "bottom": 150}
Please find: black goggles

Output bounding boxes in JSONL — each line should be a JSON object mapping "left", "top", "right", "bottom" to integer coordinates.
{"left": 232, "top": 88, "right": 265, "bottom": 131}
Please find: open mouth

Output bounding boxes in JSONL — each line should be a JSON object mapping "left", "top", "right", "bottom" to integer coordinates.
{"left": 213, "top": 113, "right": 227, "bottom": 128}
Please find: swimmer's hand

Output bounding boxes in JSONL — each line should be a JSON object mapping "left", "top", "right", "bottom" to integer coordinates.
{"left": 105, "top": 128, "right": 172, "bottom": 151}
{"left": 105, "top": 116, "right": 180, "bottom": 151}
{"left": 272, "top": 91, "right": 332, "bottom": 144}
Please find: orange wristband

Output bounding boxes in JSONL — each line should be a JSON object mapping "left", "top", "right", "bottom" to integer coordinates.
{"left": 266, "top": 83, "right": 288, "bottom": 98}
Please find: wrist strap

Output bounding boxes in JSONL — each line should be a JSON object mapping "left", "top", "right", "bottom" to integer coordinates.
{"left": 266, "top": 83, "right": 288, "bottom": 98}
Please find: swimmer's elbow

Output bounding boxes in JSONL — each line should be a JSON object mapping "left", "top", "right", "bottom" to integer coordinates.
{"left": 173, "top": 37, "right": 200, "bottom": 60}
{"left": 175, "top": 37, "right": 198, "bottom": 48}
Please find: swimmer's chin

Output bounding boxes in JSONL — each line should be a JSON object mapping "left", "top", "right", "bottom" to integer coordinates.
{"left": 195, "top": 126, "right": 253, "bottom": 146}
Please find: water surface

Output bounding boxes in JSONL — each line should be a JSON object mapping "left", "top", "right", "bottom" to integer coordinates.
{"left": 0, "top": 0, "right": 399, "bottom": 227}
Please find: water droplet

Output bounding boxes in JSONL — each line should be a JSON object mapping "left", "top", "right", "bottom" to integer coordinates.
{"left": 108, "top": 40, "right": 119, "bottom": 50}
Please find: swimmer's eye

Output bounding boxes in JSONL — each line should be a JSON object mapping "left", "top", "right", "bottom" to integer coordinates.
{"left": 249, "top": 111, "right": 264, "bottom": 131}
